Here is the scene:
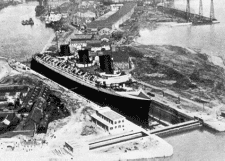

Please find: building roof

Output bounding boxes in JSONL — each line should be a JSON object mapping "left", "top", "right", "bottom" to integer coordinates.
{"left": 20, "top": 86, "right": 42, "bottom": 112}
{"left": 87, "top": 2, "right": 136, "bottom": 29}
{"left": 30, "top": 106, "right": 43, "bottom": 123}
{"left": 86, "top": 40, "right": 102, "bottom": 47}
{"left": 23, "top": 119, "right": 35, "bottom": 131}
{"left": 0, "top": 112, "right": 15, "bottom": 126}
{"left": 102, "top": 49, "right": 129, "bottom": 62}
{"left": 38, "top": 86, "right": 50, "bottom": 98}
{"left": 99, "top": 34, "right": 111, "bottom": 40}
{"left": 70, "top": 40, "right": 87, "bottom": 44}
{"left": 71, "top": 34, "right": 93, "bottom": 41}
{"left": 95, "top": 10, "right": 117, "bottom": 21}
{"left": 76, "top": 10, "right": 96, "bottom": 18}
{"left": 97, "top": 107, "right": 125, "bottom": 121}
{"left": 59, "top": 2, "right": 71, "bottom": 13}
{"left": 0, "top": 85, "right": 28, "bottom": 93}
{"left": 91, "top": 114, "right": 112, "bottom": 127}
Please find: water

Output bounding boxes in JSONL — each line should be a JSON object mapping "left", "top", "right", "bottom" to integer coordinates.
{"left": 137, "top": 0, "right": 225, "bottom": 160}
{"left": 137, "top": 0, "right": 225, "bottom": 60}
{"left": 1, "top": 1, "right": 225, "bottom": 160}
{"left": 0, "top": 1, "right": 54, "bottom": 61}
{"left": 156, "top": 127, "right": 225, "bottom": 161}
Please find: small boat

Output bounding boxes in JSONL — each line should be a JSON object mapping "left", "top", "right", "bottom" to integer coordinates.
{"left": 21, "top": 20, "right": 27, "bottom": 25}
{"left": 28, "top": 18, "right": 34, "bottom": 25}
{"left": 21, "top": 18, "right": 34, "bottom": 26}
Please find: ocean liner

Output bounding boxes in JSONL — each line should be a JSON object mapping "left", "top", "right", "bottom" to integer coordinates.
{"left": 31, "top": 45, "right": 151, "bottom": 126}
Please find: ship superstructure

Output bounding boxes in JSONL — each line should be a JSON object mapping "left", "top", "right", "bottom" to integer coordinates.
{"left": 32, "top": 47, "right": 150, "bottom": 101}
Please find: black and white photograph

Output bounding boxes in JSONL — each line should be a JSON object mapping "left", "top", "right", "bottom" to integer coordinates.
{"left": 0, "top": 0, "right": 224, "bottom": 160}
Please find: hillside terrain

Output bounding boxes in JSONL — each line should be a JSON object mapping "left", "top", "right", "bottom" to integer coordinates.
{"left": 124, "top": 45, "right": 225, "bottom": 106}
{"left": 0, "top": 59, "right": 173, "bottom": 160}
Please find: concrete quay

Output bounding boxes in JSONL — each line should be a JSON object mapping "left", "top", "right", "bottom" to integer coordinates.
{"left": 138, "top": 80, "right": 225, "bottom": 132}
{"left": 3, "top": 58, "right": 174, "bottom": 160}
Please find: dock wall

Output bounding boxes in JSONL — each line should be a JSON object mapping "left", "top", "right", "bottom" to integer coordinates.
{"left": 150, "top": 120, "right": 201, "bottom": 137}
{"left": 89, "top": 131, "right": 148, "bottom": 150}
{"left": 149, "top": 100, "right": 193, "bottom": 125}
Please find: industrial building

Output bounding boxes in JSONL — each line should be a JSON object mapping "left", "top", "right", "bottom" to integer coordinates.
{"left": 91, "top": 107, "right": 127, "bottom": 133}
{"left": 0, "top": 84, "right": 51, "bottom": 137}
{"left": 101, "top": 0, "right": 141, "bottom": 4}
{"left": 87, "top": 2, "right": 137, "bottom": 30}
{"left": 70, "top": 34, "right": 110, "bottom": 51}
{"left": 70, "top": 34, "right": 94, "bottom": 50}
{"left": 47, "top": 0, "right": 70, "bottom": 9}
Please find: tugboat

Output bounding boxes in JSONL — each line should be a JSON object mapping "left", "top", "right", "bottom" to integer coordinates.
{"left": 21, "top": 18, "right": 34, "bottom": 26}
{"left": 21, "top": 20, "right": 27, "bottom": 25}
{"left": 28, "top": 18, "right": 34, "bottom": 25}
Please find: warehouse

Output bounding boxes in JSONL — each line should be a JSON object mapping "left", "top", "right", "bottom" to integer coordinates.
{"left": 87, "top": 2, "right": 137, "bottom": 30}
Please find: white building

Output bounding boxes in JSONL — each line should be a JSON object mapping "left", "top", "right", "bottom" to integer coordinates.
{"left": 110, "top": 4, "right": 123, "bottom": 11}
{"left": 91, "top": 107, "right": 127, "bottom": 133}
{"left": 98, "top": 27, "right": 112, "bottom": 35}
{"left": 76, "top": 10, "right": 96, "bottom": 19}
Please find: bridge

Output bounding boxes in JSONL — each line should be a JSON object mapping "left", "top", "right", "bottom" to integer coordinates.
{"left": 157, "top": 0, "right": 218, "bottom": 25}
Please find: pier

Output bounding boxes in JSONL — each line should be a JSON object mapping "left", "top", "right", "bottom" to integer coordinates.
{"left": 150, "top": 120, "right": 201, "bottom": 137}
{"left": 89, "top": 131, "right": 148, "bottom": 150}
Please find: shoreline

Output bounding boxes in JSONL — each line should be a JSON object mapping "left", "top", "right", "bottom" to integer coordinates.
{"left": 0, "top": 1, "right": 21, "bottom": 10}
{"left": 40, "top": 33, "right": 56, "bottom": 54}
{"left": 132, "top": 41, "right": 225, "bottom": 68}
{"left": 0, "top": 58, "right": 174, "bottom": 161}
{"left": 127, "top": 44, "right": 225, "bottom": 132}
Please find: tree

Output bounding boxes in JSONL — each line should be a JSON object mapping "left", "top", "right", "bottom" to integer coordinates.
{"left": 112, "top": 31, "right": 124, "bottom": 41}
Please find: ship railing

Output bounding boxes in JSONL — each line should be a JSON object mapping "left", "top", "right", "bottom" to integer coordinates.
{"left": 37, "top": 57, "right": 97, "bottom": 86}
{"left": 46, "top": 56, "right": 52, "bottom": 61}
{"left": 60, "top": 66, "right": 96, "bottom": 85}
{"left": 42, "top": 56, "right": 48, "bottom": 61}
{"left": 47, "top": 59, "right": 52, "bottom": 63}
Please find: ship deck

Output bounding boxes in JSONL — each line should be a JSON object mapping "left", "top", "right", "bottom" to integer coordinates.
{"left": 31, "top": 56, "right": 151, "bottom": 127}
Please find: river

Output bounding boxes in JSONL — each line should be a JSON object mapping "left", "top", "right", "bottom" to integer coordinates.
{"left": 136, "top": 0, "right": 225, "bottom": 160}
{"left": 0, "top": 1, "right": 54, "bottom": 61}
{"left": 137, "top": 0, "right": 225, "bottom": 60}
{"left": 151, "top": 127, "right": 225, "bottom": 161}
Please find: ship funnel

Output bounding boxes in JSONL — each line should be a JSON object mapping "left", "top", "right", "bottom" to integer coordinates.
{"left": 99, "top": 54, "right": 113, "bottom": 74}
{"left": 60, "top": 44, "right": 71, "bottom": 56}
{"left": 78, "top": 49, "right": 90, "bottom": 64}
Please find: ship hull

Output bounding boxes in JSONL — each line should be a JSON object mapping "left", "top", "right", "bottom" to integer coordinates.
{"left": 31, "top": 58, "right": 151, "bottom": 127}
